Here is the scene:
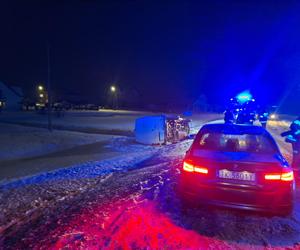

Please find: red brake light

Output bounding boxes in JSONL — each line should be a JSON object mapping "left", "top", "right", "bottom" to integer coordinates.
{"left": 264, "top": 170, "right": 294, "bottom": 182}
{"left": 264, "top": 174, "right": 281, "bottom": 180}
{"left": 183, "top": 161, "right": 194, "bottom": 172}
{"left": 281, "top": 171, "right": 294, "bottom": 181}
{"left": 183, "top": 161, "right": 208, "bottom": 174}
{"left": 194, "top": 167, "right": 209, "bottom": 174}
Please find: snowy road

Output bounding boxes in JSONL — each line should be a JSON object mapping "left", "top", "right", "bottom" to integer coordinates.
{"left": 1, "top": 119, "right": 300, "bottom": 249}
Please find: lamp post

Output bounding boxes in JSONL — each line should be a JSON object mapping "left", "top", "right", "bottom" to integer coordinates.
{"left": 110, "top": 85, "right": 118, "bottom": 109}
{"left": 37, "top": 84, "right": 46, "bottom": 103}
{"left": 47, "top": 44, "right": 52, "bottom": 131}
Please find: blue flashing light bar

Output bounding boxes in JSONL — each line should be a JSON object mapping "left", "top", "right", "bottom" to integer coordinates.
{"left": 236, "top": 90, "right": 252, "bottom": 104}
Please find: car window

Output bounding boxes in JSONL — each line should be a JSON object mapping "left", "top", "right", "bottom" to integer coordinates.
{"left": 196, "top": 132, "right": 277, "bottom": 154}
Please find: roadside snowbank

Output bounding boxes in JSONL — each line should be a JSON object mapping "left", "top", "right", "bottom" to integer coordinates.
{"left": 0, "top": 123, "right": 115, "bottom": 161}
{"left": 0, "top": 136, "right": 160, "bottom": 189}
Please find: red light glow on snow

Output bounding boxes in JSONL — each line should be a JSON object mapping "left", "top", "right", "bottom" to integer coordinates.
{"left": 36, "top": 199, "right": 294, "bottom": 250}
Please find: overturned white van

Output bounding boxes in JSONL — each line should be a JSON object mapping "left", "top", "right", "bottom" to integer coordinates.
{"left": 134, "top": 115, "right": 190, "bottom": 145}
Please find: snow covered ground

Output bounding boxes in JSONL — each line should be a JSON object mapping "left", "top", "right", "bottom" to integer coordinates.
{"left": 0, "top": 113, "right": 299, "bottom": 249}
{"left": 0, "top": 110, "right": 156, "bottom": 135}
{"left": 0, "top": 123, "right": 130, "bottom": 182}
{"left": 0, "top": 123, "right": 117, "bottom": 161}
{"left": 0, "top": 111, "right": 221, "bottom": 182}
{"left": 0, "top": 110, "right": 220, "bottom": 135}
{"left": 1, "top": 135, "right": 299, "bottom": 249}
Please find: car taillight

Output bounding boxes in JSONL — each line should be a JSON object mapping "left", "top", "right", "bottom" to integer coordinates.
{"left": 281, "top": 171, "right": 294, "bottom": 181}
{"left": 194, "top": 167, "right": 209, "bottom": 174}
{"left": 264, "top": 170, "right": 294, "bottom": 182}
{"left": 183, "top": 161, "right": 208, "bottom": 174}
{"left": 264, "top": 174, "right": 281, "bottom": 180}
{"left": 183, "top": 161, "right": 194, "bottom": 172}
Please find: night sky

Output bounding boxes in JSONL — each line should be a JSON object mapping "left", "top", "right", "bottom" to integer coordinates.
{"left": 1, "top": 1, "right": 300, "bottom": 109}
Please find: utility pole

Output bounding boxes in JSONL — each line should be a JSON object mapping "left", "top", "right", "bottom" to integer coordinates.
{"left": 47, "top": 43, "right": 52, "bottom": 132}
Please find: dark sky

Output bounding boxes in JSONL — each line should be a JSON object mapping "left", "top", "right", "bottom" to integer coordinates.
{"left": 1, "top": 0, "right": 300, "bottom": 108}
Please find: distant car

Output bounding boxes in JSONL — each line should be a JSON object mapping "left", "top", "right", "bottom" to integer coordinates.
{"left": 86, "top": 104, "right": 99, "bottom": 110}
{"left": 178, "top": 123, "right": 295, "bottom": 215}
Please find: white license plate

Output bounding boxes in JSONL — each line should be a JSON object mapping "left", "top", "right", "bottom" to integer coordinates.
{"left": 218, "top": 169, "right": 256, "bottom": 182}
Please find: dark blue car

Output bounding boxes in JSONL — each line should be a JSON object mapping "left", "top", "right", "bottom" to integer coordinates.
{"left": 179, "top": 123, "right": 295, "bottom": 215}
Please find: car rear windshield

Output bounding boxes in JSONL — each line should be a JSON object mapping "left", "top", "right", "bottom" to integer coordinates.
{"left": 195, "top": 132, "right": 278, "bottom": 154}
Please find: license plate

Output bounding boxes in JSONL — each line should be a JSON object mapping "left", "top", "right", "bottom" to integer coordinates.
{"left": 218, "top": 169, "right": 256, "bottom": 182}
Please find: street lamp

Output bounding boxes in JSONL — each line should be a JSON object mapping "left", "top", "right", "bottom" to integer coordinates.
{"left": 110, "top": 85, "right": 118, "bottom": 109}
{"left": 111, "top": 85, "right": 116, "bottom": 92}
{"left": 39, "top": 93, "right": 44, "bottom": 98}
{"left": 38, "top": 85, "right": 44, "bottom": 91}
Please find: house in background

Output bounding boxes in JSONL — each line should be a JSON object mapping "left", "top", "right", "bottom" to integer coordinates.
{"left": 0, "top": 81, "right": 23, "bottom": 110}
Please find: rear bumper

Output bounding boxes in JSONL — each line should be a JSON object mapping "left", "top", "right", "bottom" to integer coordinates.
{"left": 179, "top": 173, "right": 294, "bottom": 213}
